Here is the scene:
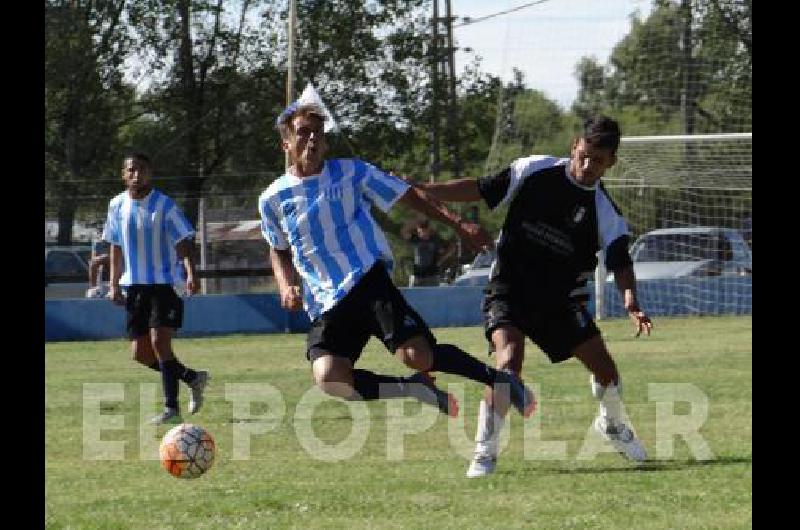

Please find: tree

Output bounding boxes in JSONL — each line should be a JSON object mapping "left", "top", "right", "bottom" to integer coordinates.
{"left": 45, "top": 0, "right": 135, "bottom": 244}
{"left": 572, "top": 0, "right": 751, "bottom": 134}
{"left": 123, "top": 0, "right": 285, "bottom": 225}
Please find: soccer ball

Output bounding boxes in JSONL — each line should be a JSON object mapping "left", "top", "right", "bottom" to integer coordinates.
{"left": 159, "top": 423, "right": 215, "bottom": 479}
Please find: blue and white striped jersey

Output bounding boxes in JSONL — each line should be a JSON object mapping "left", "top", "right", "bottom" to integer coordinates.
{"left": 102, "top": 189, "right": 196, "bottom": 286}
{"left": 259, "top": 158, "right": 410, "bottom": 320}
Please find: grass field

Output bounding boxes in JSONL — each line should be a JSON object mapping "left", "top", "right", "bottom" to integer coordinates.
{"left": 45, "top": 316, "right": 752, "bottom": 529}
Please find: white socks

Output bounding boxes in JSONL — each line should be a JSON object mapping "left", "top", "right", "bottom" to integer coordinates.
{"left": 591, "top": 374, "right": 624, "bottom": 422}
{"left": 474, "top": 399, "right": 505, "bottom": 456}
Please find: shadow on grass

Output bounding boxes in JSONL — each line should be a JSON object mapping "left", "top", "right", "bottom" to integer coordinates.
{"left": 505, "top": 455, "right": 751, "bottom": 476}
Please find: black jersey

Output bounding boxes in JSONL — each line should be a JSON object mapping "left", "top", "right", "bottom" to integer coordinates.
{"left": 477, "top": 155, "right": 632, "bottom": 304}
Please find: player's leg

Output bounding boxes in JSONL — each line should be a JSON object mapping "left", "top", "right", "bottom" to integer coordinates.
{"left": 465, "top": 324, "right": 528, "bottom": 478}
{"left": 124, "top": 286, "right": 177, "bottom": 424}
{"left": 484, "top": 324, "right": 527, "bottom": 414}
{"left": 131, "top": 336, "right": 160, "bottom": 372}
{"left": 571, "top": 334, "right": 647, "bottom": 461}
{"left": 369, "top": 265, "right": 533, "bottom": 416}
{"left": 310, "top": 353, "right": 355, "bottom": 398}
{"left": 149, "top": 286, "right": 209, "bottom": 422}
{"left": 389, "top": 335, "right": 458, "bottom": 417}
{"left": 306, "top": 297, "right": 456, "bottom": 415}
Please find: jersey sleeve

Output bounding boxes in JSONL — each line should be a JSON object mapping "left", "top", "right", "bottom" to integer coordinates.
{"left": 101, "top": 200, "right": 122, "bottom": 246}
{"left": 596, "top": 184, "right": 633, "bottom": 272}
{"left": 164, "top": 200, "right": 196, "bottom": 246}
{"left": 359, "top": 161, "right": 410, "bottom": 212}
{"left": 477, "top": 155, "right": 561, "bottom": 210}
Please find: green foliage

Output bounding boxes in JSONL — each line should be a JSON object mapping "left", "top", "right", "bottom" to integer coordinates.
{"left": 45, "top": 1, "right": 137, "bottom": 226}
{"left": 573, "top": 0, "right": 752, "bottom": 134}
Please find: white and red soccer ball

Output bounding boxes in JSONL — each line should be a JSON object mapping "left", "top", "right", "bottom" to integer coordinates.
{"left": 159, "top": 423, "right": 215, "bottom": 479}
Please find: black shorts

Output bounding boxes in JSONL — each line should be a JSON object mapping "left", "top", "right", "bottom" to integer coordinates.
{"left": 306, "top": 262, "right": 436, "bottom": 364}
{"left": 482, "top": 282, "right": 600, "bottom": 363}
{"left": 125, "top": 285, "right": 184, "bottom": 339}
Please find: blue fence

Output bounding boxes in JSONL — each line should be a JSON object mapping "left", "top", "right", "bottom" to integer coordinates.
{"left": 45, "top": 278, "right": 750, "bottom": 342}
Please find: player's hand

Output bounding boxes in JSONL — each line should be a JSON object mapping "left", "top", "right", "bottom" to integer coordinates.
{"left": 185, "top": 274, "right": 199, "bottom": 296}
{"left": 109, "top": 285, "right": 125, "bottom": 306}
{"left": 625, "top": 300, "right": 653, "bottom": 338}
{"left": 458, "top": 220, "right": 494, "bottom": 251}
{"left": 281, "top": 285, "right": 302, "bottom": 311}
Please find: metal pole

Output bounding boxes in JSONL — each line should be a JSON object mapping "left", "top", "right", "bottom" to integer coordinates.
{"left": 430, "top": 0, "right": 440, "bottom": 183}
{"left": 199, "top": 196, "right": 208, "bottom": 295}
{"left": 284, "top": 0, "right": 298, "bottom": 330}
{"left": 285, "top": 0, "right": 297, "bottom": 170}
{"left": 445, "top": 0, "right": 460, "bottom": 180}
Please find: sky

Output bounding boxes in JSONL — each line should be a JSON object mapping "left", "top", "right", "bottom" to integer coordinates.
{"left": 452, "top": 0, "right": 654, "bottom": 109}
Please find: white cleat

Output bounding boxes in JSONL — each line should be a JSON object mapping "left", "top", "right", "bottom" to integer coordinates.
{"left": 188, "top": 370, "right": 210, "bottom": 415}
{"left": 466, "top": 451, "right": 497, "bottom": 478}
{"left": 594, "top": 416, "right": 647, "bottom": 462}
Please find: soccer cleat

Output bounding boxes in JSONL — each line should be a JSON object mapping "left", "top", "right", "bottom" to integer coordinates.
{"left": 188, "top": 370, "right": 210, "bottom": 414}
{"left": 466, "top": 450, "right": 497, "bottom": 478}
{"left": 407, "top": 371, "right": 460, "bottom": 418}
{"left": 149, "top": 407, "right": 183, "bottom": 425}
{"left": 593, "top": 415, "right": 647, "bottom": 462}
{"left": 495, "top": 369, "right": 537, "bottom": 418}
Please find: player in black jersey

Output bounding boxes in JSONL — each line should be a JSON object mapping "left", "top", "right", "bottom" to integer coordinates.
{"left": 415, "top": 116, "right": 653, "bottom": 476}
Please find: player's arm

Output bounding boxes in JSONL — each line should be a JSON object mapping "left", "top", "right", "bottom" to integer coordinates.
{"left": 607, "top": 236, "right": 653, "bottom": 337}
{"left": 269, "top": 247, "right": 302, "bottom": 311}
{"left": 398, "top": 184, "right": 493, "bottom": 251}
{"left": 412, "top": 178, "right": 482, "bottom": 203}
{"left": 176, "top": 237, "right": 198, "bottom": 295}
{"left": 109, "top": 244, "right": 125, "bottom": 305}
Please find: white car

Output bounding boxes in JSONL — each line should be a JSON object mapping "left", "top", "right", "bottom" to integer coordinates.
{"left": 623, "top": 227, "right": 752, "bottom": 280}
{"left": 451, "top": 250, "right": 495, "bottom": 286}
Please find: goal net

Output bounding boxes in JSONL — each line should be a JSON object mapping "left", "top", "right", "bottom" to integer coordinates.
{"left": 596, "top": 133, "right": 752, "bottom": 317}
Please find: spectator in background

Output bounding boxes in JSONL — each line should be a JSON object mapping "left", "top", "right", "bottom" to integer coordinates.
{"left": 86, "top": 239, "right": 111, "bottom": 298}
{"left": 401, "top": 216, "right": 453, "bottom": 287}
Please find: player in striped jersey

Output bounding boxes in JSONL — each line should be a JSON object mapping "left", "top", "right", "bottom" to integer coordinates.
{"left": 104, "top": 153, "right": 209, "bottom": 425}
{"left": 260, "top": 102, "right": 536, "bottom": 420}
{"left": 417, "top": 116, "right": 653, "bottom": 476}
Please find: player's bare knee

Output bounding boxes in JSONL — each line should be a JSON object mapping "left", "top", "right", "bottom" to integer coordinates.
{"left": 395, "top": 338, "right": 434, "bottom": 372}
{"left": 311, "top": 356, "right": 354, "bottom": 398}
{"left": 314, "top": 372, "right": 354, "bottom": 398}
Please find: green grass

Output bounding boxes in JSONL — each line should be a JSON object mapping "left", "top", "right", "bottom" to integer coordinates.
{"left": 46, "top": 316, "right": 751, "bottom": 529}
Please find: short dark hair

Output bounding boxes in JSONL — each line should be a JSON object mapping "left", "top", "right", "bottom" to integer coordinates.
{"left": 582, "top": 116, "right": 621, "bottom": 154}
{"left": 123, "top": 152, "right": 152, "bottom": 169}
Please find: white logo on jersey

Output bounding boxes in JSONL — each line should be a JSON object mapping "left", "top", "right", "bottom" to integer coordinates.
{"left": 572, "top": 206, "right": 586, "bottom": 224}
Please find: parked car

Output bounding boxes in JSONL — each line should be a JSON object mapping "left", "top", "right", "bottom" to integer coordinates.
{"left": 451, "top": 249, "right": 495, "bottom": 286}
{"left": 620, "top": 227, "right": 752, "bottom": 281}
{"left": 45, "top": 246, "right": 93, "bottom": 298}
